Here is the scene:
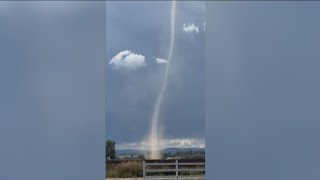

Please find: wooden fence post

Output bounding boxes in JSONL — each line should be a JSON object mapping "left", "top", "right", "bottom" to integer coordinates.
{"left": 143, "top": 161, "right": 145, "bottom": 180}
{"left": 176, "top": 160, "right": 179, "bottom": 180}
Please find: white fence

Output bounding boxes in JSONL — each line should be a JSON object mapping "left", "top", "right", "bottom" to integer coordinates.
{"left": 143, "top": 160, "right": 205, "bottom": 180}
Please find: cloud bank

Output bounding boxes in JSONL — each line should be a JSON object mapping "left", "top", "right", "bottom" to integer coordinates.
{"left": 117, "top": 138, "right": 205, "bottom": 150}
{"left": 155, "top": 58, "right": 168, "bottom": 64}
{"left": 109, "top": 50, "right": 146, "bottom": 70}
{"left": 182, "top": 23, "right": 199, "bottom": 36}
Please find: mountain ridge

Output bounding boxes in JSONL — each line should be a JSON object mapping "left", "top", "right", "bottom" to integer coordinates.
{"left": 116, "top": 147, "right": 205, "bottom": 155}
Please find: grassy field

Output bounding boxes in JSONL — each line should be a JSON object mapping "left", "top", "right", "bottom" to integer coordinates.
{"left": 107, "top": 161, "right": 143, "bottom": 178}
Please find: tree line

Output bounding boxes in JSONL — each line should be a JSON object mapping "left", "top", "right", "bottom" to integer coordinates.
{"left": 106, "top": 140, "right": 116, "bottom": 160}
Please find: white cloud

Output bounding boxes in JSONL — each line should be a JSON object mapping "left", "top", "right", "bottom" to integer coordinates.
{"left": 182, "top": 23, "right": 199, "bottom": 37}
{"left": 155, "top": 58, "right": 168, "bottom": 64}
{"left": 109, "top": 50, "right": 146, "bottom": 70}
{"left": 117, "top": 138, "right": 205, "bottom": 150}
{"left": 203, "top": 21, "right": 205, "bottom": 31}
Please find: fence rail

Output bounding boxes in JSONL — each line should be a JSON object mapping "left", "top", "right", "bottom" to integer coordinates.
{"left": 143, "top": 160, "right": 205, "bottom": 180}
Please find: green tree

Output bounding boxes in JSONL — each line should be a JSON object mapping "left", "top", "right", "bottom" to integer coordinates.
{"left": 106, "top": 140, "right": 116, "bottom": 160}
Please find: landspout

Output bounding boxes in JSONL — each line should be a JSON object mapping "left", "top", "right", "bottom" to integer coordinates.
{"left": 148, "top": 0, "right": 176, "bottom": 160}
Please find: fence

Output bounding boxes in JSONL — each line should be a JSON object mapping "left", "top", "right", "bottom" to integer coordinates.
{"left": 143, "top": 160, "right": 205, "bottom": 180}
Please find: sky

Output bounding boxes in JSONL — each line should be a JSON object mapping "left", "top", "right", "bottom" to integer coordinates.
{"left": 106, "top": 1, "right": 205, "bottom": 150}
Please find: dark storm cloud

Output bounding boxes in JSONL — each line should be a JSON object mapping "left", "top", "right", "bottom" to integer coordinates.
{"left": 106, "top": 1, "right": 205, "bottom": 146}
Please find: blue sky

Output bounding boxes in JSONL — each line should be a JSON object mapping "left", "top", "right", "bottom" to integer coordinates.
{"left": 106, "top": 1, "right": 205, "bottom": 149}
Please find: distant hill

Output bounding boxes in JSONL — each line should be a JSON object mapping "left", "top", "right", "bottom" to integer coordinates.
{"left": 116, "top": 147, "right": 205, "bottom": 155}
{"left": 116, "top": 149, "right": 144, "bottom": 155}
{"left": 162, "top": 147, "right": 205, "bottom": 154}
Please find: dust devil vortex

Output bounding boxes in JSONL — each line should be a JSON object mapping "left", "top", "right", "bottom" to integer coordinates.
{"left": 148, "top": 0, "right": 176, "bottom": 160}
